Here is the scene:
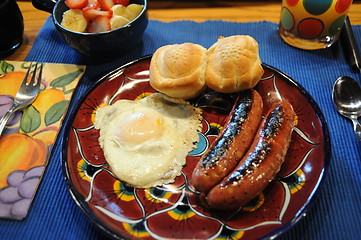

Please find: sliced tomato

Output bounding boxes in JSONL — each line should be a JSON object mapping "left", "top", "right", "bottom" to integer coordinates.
{"left": 98, "top": 0, "right": 114, "bottom": 10}
{"left": 113, "top": 0, "right": 129, "bottom": 6}
{"left": 82, "top": 8, "right": 112, "bottom": 20}
{"left": 87, "top": 16, "right": 111, "bottom": 33}
{"left": 65, "top": 0, "right": 88, "bottom": 9}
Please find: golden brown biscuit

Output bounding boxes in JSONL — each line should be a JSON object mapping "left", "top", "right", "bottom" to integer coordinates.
{"left": 149, "top": 43, "right": 207, "bottom": 100}
{"left": 205, "top": 35, "right": 264, "bottom": 93}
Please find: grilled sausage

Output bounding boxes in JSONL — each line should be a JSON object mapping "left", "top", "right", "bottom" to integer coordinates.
{"left": 206, "top": 100, "right": 295, "bottom": 210}
{"left": 192, "top": 89, "right": 263, "bottom": 193}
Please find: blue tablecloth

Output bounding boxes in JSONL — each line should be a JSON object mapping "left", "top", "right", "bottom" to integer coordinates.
{"left": 1, "top": 17, "right": 361, "bottom": 240}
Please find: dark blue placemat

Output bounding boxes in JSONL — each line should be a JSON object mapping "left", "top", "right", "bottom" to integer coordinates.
{"left": 1, "top": 17, "right": 361, "bottom": 240}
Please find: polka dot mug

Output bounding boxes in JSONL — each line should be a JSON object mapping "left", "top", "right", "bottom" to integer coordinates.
{"left": 279, "top": 0, "right": 353, "bottom": 50}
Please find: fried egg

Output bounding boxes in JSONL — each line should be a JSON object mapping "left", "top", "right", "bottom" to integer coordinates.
{"left": 94, "top": 93, "right": 202, "bottom": 188}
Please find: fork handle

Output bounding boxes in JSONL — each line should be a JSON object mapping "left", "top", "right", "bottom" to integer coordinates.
{"left": 0, "top": 104, "right": 18, "bottom": 137}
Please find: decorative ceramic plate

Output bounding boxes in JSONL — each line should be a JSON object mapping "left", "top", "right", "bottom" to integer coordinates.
{"left": 62, "top": 56, "right": 331, "bottom": 240}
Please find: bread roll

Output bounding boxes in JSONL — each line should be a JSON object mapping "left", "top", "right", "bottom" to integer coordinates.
{"left": 149, "top": 43, "right": 207, "bottom": 100}
{"left": 205, "top": 35, "right": 264, "bottom": 93}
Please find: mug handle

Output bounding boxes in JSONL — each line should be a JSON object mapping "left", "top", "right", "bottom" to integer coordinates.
{"left": 32, "top": 0, "right": 56, "bottom": 13}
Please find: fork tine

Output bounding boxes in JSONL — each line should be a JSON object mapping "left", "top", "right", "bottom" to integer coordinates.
{"left": 29, "top": 62, "right": 38, "bottom": 86}
{"left": 35, "top": 63, "right": 43, "bottom": 88}
{"left": 23, "top": 62, "right": 33, "bottom": 85}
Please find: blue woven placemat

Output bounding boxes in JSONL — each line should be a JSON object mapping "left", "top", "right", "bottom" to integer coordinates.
{"left": 1, "top": 17, "right": 360, "bottom": 240}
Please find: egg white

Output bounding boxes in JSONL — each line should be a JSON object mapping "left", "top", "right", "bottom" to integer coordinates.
{"left": 94, "top": 93, "right": 202, "bottom": 188}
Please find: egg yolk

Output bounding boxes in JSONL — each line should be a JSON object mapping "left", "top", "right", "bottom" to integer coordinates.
{"left": 117, "top": 110, "right": 165, "bottom": 144}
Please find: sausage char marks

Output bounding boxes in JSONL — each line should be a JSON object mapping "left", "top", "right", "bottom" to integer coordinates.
{"left": 192, "top": 89, "right": 263, "bottom": 193}
{"left": 206, "top": 100, "right": 295, "bottom": 210}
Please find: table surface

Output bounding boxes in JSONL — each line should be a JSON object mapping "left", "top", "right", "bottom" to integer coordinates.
{"left": 7, "top": 1, "right": 361, "bottom": 62}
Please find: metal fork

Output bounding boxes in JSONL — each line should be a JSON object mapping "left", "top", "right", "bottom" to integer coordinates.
{"left": 0, "top": 62, "right": 42, "bottom": 137}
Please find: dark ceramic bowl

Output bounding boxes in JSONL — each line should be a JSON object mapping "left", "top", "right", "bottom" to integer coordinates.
{"left": 32, "top": 0, "right": 148, "bottom": 58}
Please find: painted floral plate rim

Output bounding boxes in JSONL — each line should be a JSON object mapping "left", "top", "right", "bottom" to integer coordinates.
{"left": 62, "top": 55, "right": 331, "bottom": 240}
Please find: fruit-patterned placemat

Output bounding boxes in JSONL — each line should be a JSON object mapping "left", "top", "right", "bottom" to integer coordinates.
{"left": 0, "top": 60, "right": 85, "bottom": 220}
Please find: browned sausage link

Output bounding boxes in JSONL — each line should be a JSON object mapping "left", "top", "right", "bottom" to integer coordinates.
{"left": 192, "top": 89, "right": 263, "bottom": 193}
{"left": 206, "top": 100, "right": 295, "bottom": 210}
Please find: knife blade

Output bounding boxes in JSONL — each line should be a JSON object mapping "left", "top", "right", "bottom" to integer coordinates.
{"left": 340, "top": 16, "right": 361, "bottom": 75}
